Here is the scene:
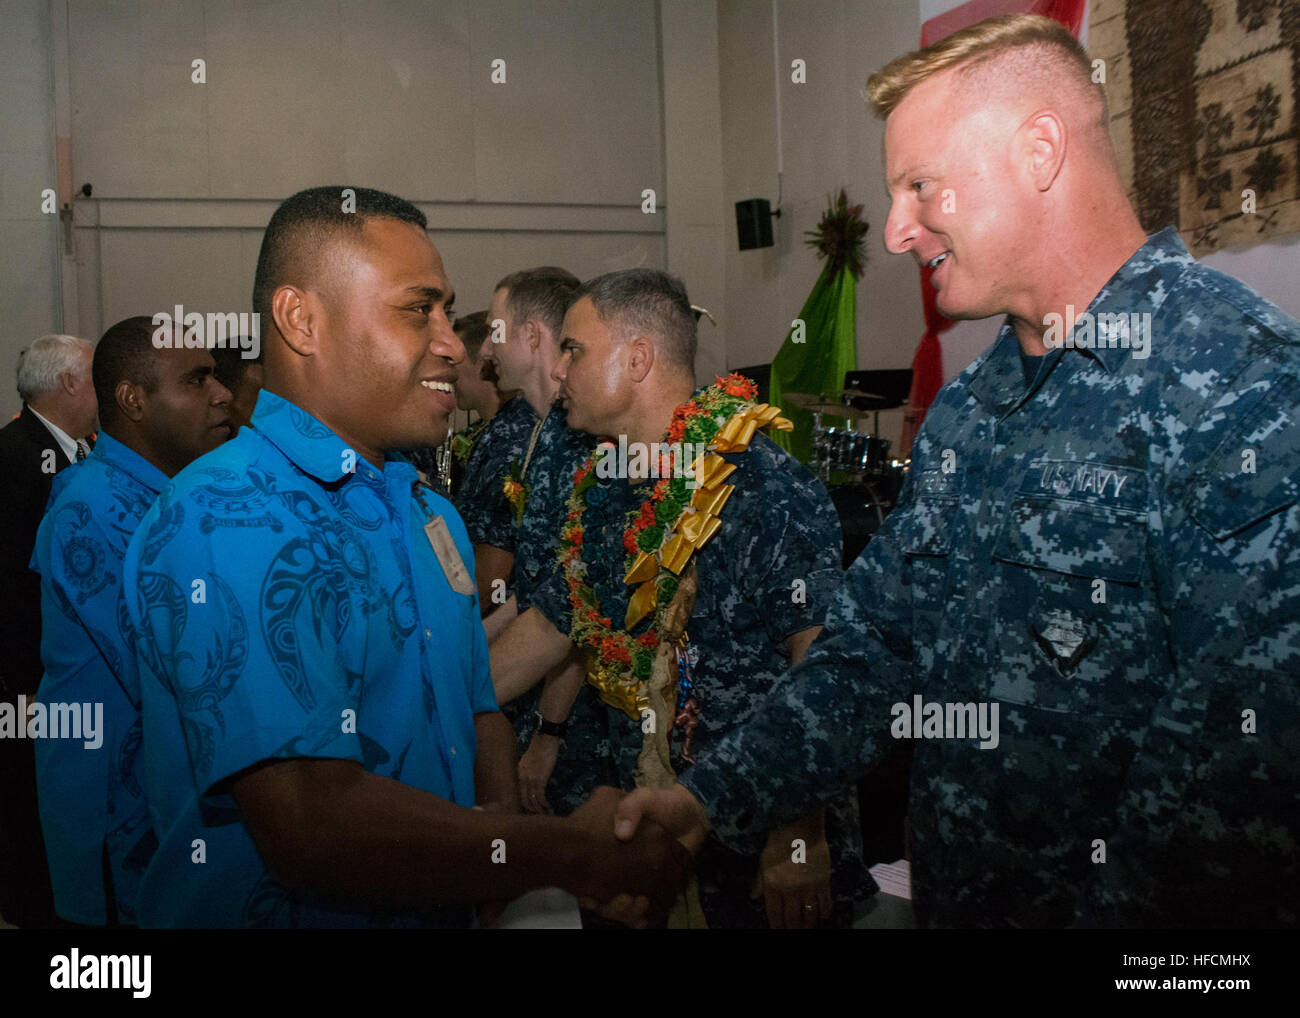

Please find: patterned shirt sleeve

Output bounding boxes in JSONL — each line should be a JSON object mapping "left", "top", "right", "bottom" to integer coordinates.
{"left": 456, "top": 424, "right": 519, "bottom": 553}
{"left": 40, "top": 501, "right": 137, "bottom": 706}
{"left": 130, "top": 490, "right": 365, "bottom": 805}
{"left": 728, "top": 438, "right": 843, "bottom": 645}
{"left": 678, "top": 470, "right": 919, "bottom": 851}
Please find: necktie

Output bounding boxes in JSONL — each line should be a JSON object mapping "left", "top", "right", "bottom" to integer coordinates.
{"left": 75, "top": 441, "right": 87, "bottom": 461}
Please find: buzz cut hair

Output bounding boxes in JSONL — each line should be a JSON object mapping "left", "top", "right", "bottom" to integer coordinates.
{"left": 211, "top": 342, "right": 262, "bottom": 395}
{"left": 92, "top": 316, "right": 161, "bottom": 430}
{"left": 576, "top": 268, "right": 697, "bottom": 373}
{"left": 252, "top": 185, "right": 428, "bottom": 322}
{"left": 866, "top": 14, "right": 1106, "bottom": 129}
{"left": 494, "top": 266, "right": 581, "bottom": 340}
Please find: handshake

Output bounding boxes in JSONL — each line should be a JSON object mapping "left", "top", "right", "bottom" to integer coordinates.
{"left": 563, "top": 784, "right": 712, "bottom": 928}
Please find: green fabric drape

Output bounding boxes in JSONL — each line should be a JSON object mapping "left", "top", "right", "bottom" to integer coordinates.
{"left": 768, "top": 262, "right": 858, "bottom": 465}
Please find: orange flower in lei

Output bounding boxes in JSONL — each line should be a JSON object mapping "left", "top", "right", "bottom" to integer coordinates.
{"left": 716, "top": 372, "right": 758, "bottom": 401}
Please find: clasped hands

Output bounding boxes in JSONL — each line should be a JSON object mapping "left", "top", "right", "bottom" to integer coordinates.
{"left": 574, "top": 784, "right": 832, "bottom": 929}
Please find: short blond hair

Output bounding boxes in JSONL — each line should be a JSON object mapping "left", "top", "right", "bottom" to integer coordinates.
{"left": 866, "top": 14, "right": 1102, "bottom": 122}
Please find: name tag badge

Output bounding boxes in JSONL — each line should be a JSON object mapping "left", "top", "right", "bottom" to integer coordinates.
{"left": 424, "top": 516, "right": 476, "bottom": 596}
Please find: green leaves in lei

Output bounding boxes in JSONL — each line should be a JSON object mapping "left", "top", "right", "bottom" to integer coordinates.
{"left": 450, "top": 417, "right": 487, "bottom": 465}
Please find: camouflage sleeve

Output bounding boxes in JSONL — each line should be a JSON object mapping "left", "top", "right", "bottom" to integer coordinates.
{"left": 1077, "top": 370, "right": 1300, "bottom": 926}
{"left": 516, "top": 431, "right": 591, "bottom": 612}
{"left": 729, "top": 450, "right": 843, "bottom": 645}
{"left": 523, "top": 551, "right": 570, "bottom": 635}
{"left": 679, "top": 485, "right": 919, "bottom": 853}
{"left": 455, "top": 432, "right": 517, "bottom": 552}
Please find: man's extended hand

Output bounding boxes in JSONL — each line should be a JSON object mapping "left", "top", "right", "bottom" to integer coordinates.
{"left": 752, "top": 819, "right": 833, "bottom": 929}
{"left": 518, "top": 735, "right": 559, "bottom": 814}
{"left": 567, "top": 786, "right": 691, "bottom": 928}
{"left": 613, "top": 783, "right": 712, "bottom": 855}
{"left": 471, "top": 801, "right": 516, "bottom": 927}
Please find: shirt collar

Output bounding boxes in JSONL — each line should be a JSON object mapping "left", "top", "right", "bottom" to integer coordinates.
{"left": 89, "top": 431, "right": 172, "bottom": 495}
{"left": 1075, "top": 226, "right": 1191, "bottom": 372}
{"left": 250, "top": 389, "right": 418, "bottom": 491}
{"left": 968, "top": 227, "right": 1192, "bottom": 414}
{"left": 28, "top": 405, "right": 80, "bottom": 463}
{"left": 250, "top": 389, "right": 364, "bottom": 482}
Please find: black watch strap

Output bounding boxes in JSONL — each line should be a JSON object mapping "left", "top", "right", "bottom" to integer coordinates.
{"left": 534, "top": 713, "right": 568, "bottom": 739}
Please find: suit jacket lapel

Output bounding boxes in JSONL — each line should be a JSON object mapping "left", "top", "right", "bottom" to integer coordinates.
{"left": 20, "top": 404, "right": 74, "bottom": 471}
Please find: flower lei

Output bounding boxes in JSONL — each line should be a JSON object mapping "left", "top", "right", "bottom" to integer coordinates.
{"left": 558, "top": 373, "right": 792, "bottom": 719}
{"left": 502, "top": 458, "right": 528, "bottom": 525}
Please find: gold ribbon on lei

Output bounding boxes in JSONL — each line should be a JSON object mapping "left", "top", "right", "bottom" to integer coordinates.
{"left": 635, "top": 562, "right": 708, "bottom": 928}
{"left": 621, "top": 402, "right": 791, "bottom": 632}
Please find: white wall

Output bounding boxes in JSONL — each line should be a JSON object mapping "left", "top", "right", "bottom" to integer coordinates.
{"left": 1, "top": 0, "right": 64, "bottom": 420}
{"left": 660, "top": 0, "right": 730, "bottom": 385}
{"left": 2, "top": 0, "right": 677, "bottom": 420}
{"left": 719, "top": 0, "right": 928, "bottom": 378}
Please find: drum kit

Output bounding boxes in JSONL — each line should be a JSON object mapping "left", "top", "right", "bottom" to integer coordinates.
{"left": 783, "top": 387, "right": 910, "bottom": 566}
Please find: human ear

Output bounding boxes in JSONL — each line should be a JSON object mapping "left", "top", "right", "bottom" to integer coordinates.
{"left": 1020, "top": 109, "right": 1067, "bottom": 192}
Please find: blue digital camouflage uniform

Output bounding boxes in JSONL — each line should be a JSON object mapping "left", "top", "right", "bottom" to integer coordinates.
{"left": 454, "top": 394, "right": 537, "bottom": 562}
{"left": 30, "top": 432, "right": 161, "bottom": 925}
{"left": 515, "top": 401, "right": 597, "bottom": 610}
{"left": 531, "top": 422, "right": 878, "bottom": 927}
{"left": 123, "top": 390, "right": 498, "bottom": 928}
{"left": 680, "top": 228, "right": 1300, "bottom": 928}
{"left": 509, "top": 401, "right": 611, "bottom": 816}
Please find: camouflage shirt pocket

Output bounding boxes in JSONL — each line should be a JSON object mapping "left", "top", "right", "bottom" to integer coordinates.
{"left": 994, "top": 497, "right": 1146, "bottom": 583}
{"left": 1185, "top": 377, "right": 1299, "bottom": 541}
{"left": 990, "top": 497, "right": 1159, "bottom": 716}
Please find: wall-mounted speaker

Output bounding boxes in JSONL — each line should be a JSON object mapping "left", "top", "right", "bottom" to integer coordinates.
{"left": 735, "top": 198, "right": 774, "bottom": 250}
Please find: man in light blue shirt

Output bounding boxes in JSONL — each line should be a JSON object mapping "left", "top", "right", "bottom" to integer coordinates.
{"left": 32, "top": 315, "right": 234, "bottom": 924}
{"left": 122, "top": 186, "right": 688, "bottom": 927}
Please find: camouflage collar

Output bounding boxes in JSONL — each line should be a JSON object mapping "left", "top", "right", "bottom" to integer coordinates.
{"left": 1079, "top": 226, "right": 1191, "bottom": 373}
{"left": 970, "top": 227, "right": 1192, "bottom": 415}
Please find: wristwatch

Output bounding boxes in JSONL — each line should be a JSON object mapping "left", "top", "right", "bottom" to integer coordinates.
{"left": 533, "top": 712, "right": 568, "bottom": 740}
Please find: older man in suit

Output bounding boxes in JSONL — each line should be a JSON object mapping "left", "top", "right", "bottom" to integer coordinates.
{"left": 0, "top": 332, "right": 97, "bottom": 928}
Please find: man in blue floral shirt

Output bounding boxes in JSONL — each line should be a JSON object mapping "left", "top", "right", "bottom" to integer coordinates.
{"left": 119, "top": 187, "right": 688, "bottom": 927}
{"left": 31, "top": 315, "right": 234, "bottom": 925}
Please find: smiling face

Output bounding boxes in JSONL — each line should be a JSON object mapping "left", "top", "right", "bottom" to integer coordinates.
{"left": 311, "top": 218, "right": 464, "bottom": 459}
{"left": 882, "top": 69, "right": 1030, "bottom": 321}
{"left": 141, "top": 339, "right": 234, "bottom": 476}
{"left": 551, "top": 296, "right": 631, "bottom": 437}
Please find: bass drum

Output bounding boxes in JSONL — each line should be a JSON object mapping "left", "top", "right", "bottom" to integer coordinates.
{"left": 828, "top": 481, "right": 894, "bottom": 568}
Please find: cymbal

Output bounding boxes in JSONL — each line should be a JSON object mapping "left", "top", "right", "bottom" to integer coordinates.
{"left": 781, "top": 392, "right": 857, "bottom": 417}
{"left": 842, "top": 390, "right": 896, "bottom": 412}
{"left": 783, "top": 389, "right": 893, "bottom": 413}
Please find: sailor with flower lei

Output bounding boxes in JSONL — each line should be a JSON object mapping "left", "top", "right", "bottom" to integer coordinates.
{"left": 489, "top": 269, "right": 878, "bottom": 928}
